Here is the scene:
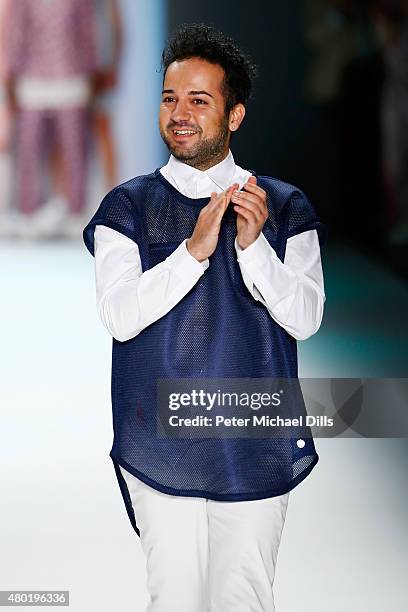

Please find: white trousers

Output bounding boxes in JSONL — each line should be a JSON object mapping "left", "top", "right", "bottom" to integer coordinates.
{"left": 119, "top": 465, "right": 290, "bottom": 612}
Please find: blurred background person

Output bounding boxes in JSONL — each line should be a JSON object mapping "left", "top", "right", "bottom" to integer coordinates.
{"left": 47, "top": 0, "right": 123, "bottom": 231}
{"left": 303, "top": 0, "right": 358, "bottom": 231}
{"left": 304, "top": 0, "right": 385, "bottom": 246}
{"left": 374, "top": 0, "right": 408, "bottom": 246}
{"left": 0, "top": 0, "right": 12, "bottom": 224}
{"left": 334, "top": 0, "right": 385, "bottom": 247}
{"left": 92, "top": 0, "right": 123, "bottom": 191}
{"left": 3, "top": 0, "right": 99, "bottom": 238}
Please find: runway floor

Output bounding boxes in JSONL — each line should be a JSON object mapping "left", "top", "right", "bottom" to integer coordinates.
{"left": 1, "top": 237, "right": 407, "bottom": 612}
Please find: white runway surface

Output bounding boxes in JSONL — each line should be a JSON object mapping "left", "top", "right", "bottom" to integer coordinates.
{"left": 0, "top": 238, "right": 407, "bottom": 611}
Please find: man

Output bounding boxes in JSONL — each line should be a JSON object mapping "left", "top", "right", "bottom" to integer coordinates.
{"left": 83, "top": 23, "right": 326, "bottom": 612}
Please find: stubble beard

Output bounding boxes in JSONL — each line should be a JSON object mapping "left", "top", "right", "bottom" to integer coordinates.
{"left": 160, "top": 114, "right": 230, "bottom": 170}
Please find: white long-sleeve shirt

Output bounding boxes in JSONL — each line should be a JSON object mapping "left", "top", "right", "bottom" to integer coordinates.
{"left": 93, "top": 150, "right": 326, "bottom": 343}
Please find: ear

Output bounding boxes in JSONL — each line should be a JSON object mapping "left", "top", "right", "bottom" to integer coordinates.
{"left": 229, "top": 103, "right": 245, "bottom": 132}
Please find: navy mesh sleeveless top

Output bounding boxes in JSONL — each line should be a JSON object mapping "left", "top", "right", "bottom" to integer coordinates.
{"left": 83, "top": 167, "right": 327, "bottom": 536}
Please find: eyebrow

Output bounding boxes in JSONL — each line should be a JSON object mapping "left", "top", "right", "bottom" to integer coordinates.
{"left": 161, "top": 89, "right": 214, "bottom": 99}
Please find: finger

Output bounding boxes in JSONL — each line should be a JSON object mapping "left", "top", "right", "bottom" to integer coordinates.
{"left": 209, "top": 185, "right": 235, "bottom": 203}
{"left": 206, "top": 191, "right": 224, "bottom": 213}
{"left": 239, "top": 185, "right": 268, "bottom": 216}
{"left": 242, "top": 181, "right": 267, "bottom": 203}
{"left": 233, "top": 205, "right": 253, "bottom": 222}
{"left": 231, "top": 191, "right": 265, "bottom": 221}
{"left": 225, "top": 183, "right": 240, "bottom": 206}
{"left": 218, "top": 185, "right": 237, "bottom": 219}
{"left": 210, "top": 184, "right": 238, "bottom": 213}
{"left": 224, "top": 183, "right": 239, "bottom": 200}
{"left": 242, "top": 180, "right": 267, "bottom": 201}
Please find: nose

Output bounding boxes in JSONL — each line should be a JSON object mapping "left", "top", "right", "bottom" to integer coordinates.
{"left": 170, "top": 98, "right": 191, "bottom": 124}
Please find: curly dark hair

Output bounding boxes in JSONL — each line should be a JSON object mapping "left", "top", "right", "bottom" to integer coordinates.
{"left": 160, "top": 23, "right": 258, "bottom": 115}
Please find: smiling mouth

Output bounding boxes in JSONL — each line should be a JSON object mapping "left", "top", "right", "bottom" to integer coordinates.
{"left": 171, "top": 129, "right": 198, "bottom": 139}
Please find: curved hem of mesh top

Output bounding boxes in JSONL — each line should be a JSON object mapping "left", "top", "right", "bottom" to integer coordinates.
{"left": 110, "top": 450, "right": 319, "bottom": 536}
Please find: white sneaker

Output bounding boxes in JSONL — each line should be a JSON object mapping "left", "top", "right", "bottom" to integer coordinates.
{"left": 63, "top": 213, "right": 87, "bottom": 240}
{"left": 0, "top": 210, "right": 38, "bottom": 239}
{"left": 30, "top": 196, "right": 68, "bottom": 238}
{"left": 0, "top": 212, "right": 18, "bottom": 238}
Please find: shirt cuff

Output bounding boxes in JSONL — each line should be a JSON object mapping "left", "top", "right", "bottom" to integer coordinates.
{"left": 166, "top": 238, "right": 209, "bottom": 275}
{"left": 235, "top": 232, "right": 277, "bottom": 265}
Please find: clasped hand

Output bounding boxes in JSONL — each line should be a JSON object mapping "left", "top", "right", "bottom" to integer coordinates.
{"left": 186, "top": 176, "right": 268, "bottom": 262}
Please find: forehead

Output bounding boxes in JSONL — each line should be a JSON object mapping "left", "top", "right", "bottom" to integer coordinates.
{"left": 163, "top": 57, "right": 225, "bottom": 96}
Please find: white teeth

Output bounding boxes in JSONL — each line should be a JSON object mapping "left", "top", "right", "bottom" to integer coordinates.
{"left": 174, "top": 130, "right": 196, "bottom": 135}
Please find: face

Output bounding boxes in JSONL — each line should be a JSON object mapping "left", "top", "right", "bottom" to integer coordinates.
{"left": 159, "top": 57, "right": 244, "bottom": 170}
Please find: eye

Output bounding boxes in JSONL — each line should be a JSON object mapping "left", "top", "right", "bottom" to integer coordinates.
{"left": 193, "top": 99, "right": 206, "bottom": 105}
{"left": 162, "top": 96, "right": 175, "bottom": 103}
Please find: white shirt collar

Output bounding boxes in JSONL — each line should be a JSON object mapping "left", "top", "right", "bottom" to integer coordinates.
{"left": 162, "top": 150, "right": 239, "bottom": 198}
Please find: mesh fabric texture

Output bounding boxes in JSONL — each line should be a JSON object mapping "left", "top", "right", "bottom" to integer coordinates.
{"left": 83, "top": 168, "right": 327, "bottom": 535}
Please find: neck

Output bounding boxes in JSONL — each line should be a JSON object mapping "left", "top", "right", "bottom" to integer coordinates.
{"left": 175, "top": 145, "right": 230, "bottom": 172}
{"left": 197, "top": 150, "right": 229, "bottom": 171}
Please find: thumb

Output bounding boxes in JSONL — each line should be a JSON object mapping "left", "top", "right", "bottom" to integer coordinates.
{"left": 247, "top": 175, "right": 257, "bottom": 184}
